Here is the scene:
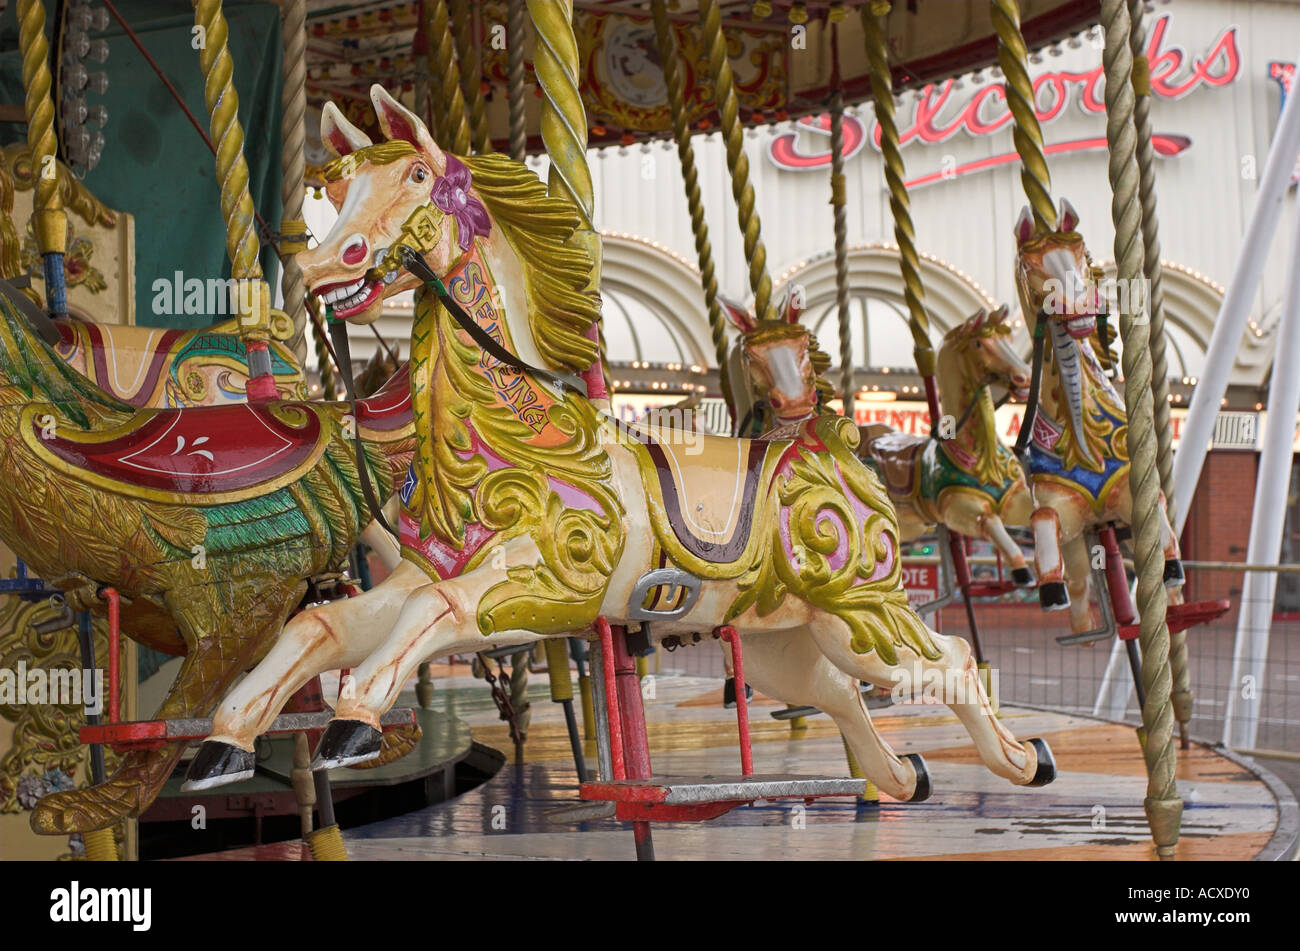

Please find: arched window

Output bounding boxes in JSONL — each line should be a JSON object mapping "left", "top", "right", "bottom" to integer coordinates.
{"left": 600, "top": 283, "right": 690, "bottom": 365}
{"left": 806, "top": 293, "right": 917, "bottom": 372}
{"left": 778, "top": 244, "right": 997, "bottom": 374}
{"left": 1098, "top": 261, "right": 1222, "bottom": 383}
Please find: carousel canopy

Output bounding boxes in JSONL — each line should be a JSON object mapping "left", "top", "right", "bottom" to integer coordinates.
{"left": 304, "top": 0, "right": 1102, "bottom": 166}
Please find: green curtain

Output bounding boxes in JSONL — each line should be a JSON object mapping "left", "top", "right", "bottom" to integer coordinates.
{"left": 0, "top": 0, "right": 283, "bottom": 329}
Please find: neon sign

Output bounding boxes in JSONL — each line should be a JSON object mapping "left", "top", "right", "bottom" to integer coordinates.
{"left": 768, "top": 14, "right": 1239, "bottom": 176}
{"left": 1267, "top": 61, "right": 1300, "bottom": 185}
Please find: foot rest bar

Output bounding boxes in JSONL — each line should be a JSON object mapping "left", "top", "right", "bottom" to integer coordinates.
{"left": 770, "top": 687, "right": 894, "bottom": 720}
{"left": 581, "top": 775, "right": 865, "bottom": 806}
{"left": 79, "top": 708, "right": 416, "bottom": 748}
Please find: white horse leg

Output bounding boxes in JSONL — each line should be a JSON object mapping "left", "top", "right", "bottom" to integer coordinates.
{"left": 206, "top": 560, "right": 428, "bottom": 750}
{"left": 1062, "top": 531, "right": 1100, "bottom": 634}
{"left": 333, "top": 565, "right": 549, "bottom": 729}
{"left": 808, "top": 622, "right": 1054, "bottom": 788}
{"left": 980, "top": 513, "right": 1031, "bottom": 573}
{"left": 740, "top": 626, "right": 921, "bottom": 801}
{"left": 360, "top": 514, "right": 402, "bottom": 572}
{"left": 1031, "top": 505, "right": 1069, "bottom": 609}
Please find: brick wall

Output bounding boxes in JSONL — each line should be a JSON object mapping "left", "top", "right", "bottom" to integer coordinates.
{"left": 1181, "top": 450, "right": 1259, "bottom": 622}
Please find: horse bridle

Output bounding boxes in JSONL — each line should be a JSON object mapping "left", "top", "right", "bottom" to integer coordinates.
{"left": 1013, "top": 310, "right": 1049, "bottom": 467}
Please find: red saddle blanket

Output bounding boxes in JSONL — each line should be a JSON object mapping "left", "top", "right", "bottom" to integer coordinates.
{"left": 33, "top": 401, "right": 326, "bottom": 496}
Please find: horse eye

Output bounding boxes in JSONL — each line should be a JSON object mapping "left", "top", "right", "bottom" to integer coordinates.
{"left": 411, "top": 166, "right": 428, "bottom": 183}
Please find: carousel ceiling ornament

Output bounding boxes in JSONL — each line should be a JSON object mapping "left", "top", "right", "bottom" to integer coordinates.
{"left": 301, "top": 0, "right": 1102, "bottom": 166}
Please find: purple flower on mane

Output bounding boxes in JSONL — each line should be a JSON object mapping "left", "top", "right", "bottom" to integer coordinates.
{"left": 431, "top": 155, "right": 490, "bottom": 252}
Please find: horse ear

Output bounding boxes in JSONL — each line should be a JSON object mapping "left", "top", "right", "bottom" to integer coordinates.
{"left": 1015, "top": 206, "right": 1035, "bottom": 245}
{"left": 991, "top": 303, "right": 1009, "bottom": 324}
{"left": 321, "top": 101, "right": 372, "bottom": 157}
{"left": 1058, "top": 198, "right": 1080, "bottom": 233}
{"left": 969, "top": 308, "right": 986, "bottom": 330}
{"left": 781, "top": 287, "right": 804, "bottom": 323}
{"left": 720, "top": 296, "right": 757, "bottom": 335}
{"left": 370, "top": 85, "right": 444, "bottom": 168}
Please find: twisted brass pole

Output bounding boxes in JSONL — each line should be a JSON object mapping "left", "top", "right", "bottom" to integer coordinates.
{"left": 829, "top": 90, "right": 853, "bottom": 416}
{"left": 195, "top": 1, "right": 261, "bottom": 281}
{"left": 18, "top": 0, "right": 67, "bottom": 314}
{"left": 990, "top": 0, "right": 1056, "bottom": 231}
{"left": 308, "top": 293, "right": 338, "bottom": 398}
{"left": 280, "top": 0, "right": 308, "bottom": 365}
{"left": 427, "top": 0, "right": 472, "bottom": 155}
{"left": 1101, "top": 0, "right": 1182, "bottom": 860}
{"left": 503, "top": 0, "right": 534, "bottom": 739}
{"left": 1127, "top": 0, "right": 1191, "bottom": 745}
{"left": 860, "top": 4, "right": 936, "bottom": 386}
{"left": 507, "top": 0, "right": 528, "bottom": 163}
{"left": 527, "top": 0, "right": 605, "bottom": 386}
{"left": 526, "top": 0, "right": 603, "bottom": 733}
{"left": 651, "top": 0, "right": 728, "bottom": 369}
{"left": 451, "top": 0, "right": 493, "bottom": 154}
{"left": 698, "top": 0, "right": 776, "bottom": 324}
{"left": 194, "top": 0, "right": 276, "bottom": 397}
{"left": 419, "top": 0, "right": 445, "bottom": 146}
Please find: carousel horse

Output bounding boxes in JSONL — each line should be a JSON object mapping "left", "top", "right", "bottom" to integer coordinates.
{"left": 1012, "top": 201, "right": 1184, "bottom": 634}
{"left": 722, "top": 297, "right": 1036, "bottom": 584}
{"left": 0, "top": 294, "right": 416, "bottom": 833}
{"left": 187, "top": 85, "right": 1057, "bottom": 804}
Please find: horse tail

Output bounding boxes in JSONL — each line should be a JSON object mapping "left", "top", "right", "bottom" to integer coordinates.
{"left": 0, "top": 293, "right": 132, "bottom": 427}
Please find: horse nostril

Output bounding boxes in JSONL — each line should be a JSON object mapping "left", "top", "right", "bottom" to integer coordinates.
{"left": 341, "top": 235, "right": 369, "bottom": 267}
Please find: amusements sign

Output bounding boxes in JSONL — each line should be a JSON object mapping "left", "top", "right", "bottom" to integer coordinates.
{"left": 768, "top": 13, "right": 1238, "bottom": 184}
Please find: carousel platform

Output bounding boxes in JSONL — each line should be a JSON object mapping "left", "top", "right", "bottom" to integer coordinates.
{"left": 336, "top": 668, "right": 1298, "bottom": 862}
{"left": 144, "top": 705, "right": 485, "bottom": 859}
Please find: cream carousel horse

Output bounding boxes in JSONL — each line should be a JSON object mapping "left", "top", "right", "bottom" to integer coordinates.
{"left": 186, "top": 85, "right": 1057, "bottom": 802}
{"left": 1013, "top": 202, "right": 1184, "bottom": 634}
{"left": 723, "top": 296, "right": 1036, "bottom": 584}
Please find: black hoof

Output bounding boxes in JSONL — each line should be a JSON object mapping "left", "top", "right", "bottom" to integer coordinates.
{"left": 181, "top": 741, "right": 255, "bottom": 792}
{"left": 1038, "top": 581, "right": 1070, "bottom": 611}
{"left": 1011, "top": 566, "right": 1035, "bottom": 587}
{"left": 903, "top": 753, "right": 931, "bottom": 803}
{"left": 722, "top": 678, "right": 752, "bottom": 709}
{"left": 311, "top": 719, "right": 383, "bottom": 770}
{"left": 1164, "top": 559, "right": 1185, "bottom": 587}
{"left": 1024, "top": 737, "right": 1057, "bottom": 787}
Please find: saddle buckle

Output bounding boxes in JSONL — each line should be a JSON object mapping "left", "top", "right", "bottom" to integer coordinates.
{"left": 626, "top": 568, "right": 703, "bottom": 623}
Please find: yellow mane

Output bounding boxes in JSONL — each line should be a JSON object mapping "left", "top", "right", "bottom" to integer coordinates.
{"left": 461, "top": 154, "right": 601, "bottom": 374}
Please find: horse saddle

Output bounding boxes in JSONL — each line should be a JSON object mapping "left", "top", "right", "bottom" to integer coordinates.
{"left": 354, "top": 363, "right": 413, "bottom": 433}
{"left": 862, "top": 427, "right": 926, "bottom": 500}
{"left": 26, "top": 401, "right": 329, "bottom": 501}
{"left": 631, "top": 424, "right": 773, "bottom": 564}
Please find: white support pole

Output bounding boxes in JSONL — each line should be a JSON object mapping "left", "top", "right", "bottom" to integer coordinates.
{"left": 1093, "top": 626, "right": 1134, "bottom": 721}
{"left": 1223, "top": 201, "right": 1300, "bottom": 750}
{"left": 1171, "top": 58, "right": 1300, "bottom": 536}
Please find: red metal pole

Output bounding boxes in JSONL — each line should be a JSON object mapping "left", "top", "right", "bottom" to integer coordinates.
{"left": 922, "top": 376, "right": 942, "bottom": 428}
{"left": 610, "top": 625, "right": 652, "bottom": 781}
{"left": 718, "top": 627, "right": 752, "bottom": 777}
{"left": 102, "top": 588, "right": 120, "bottom": 724}
{"left": 1100, "top": 525, "right": 1137, "bottom": 625}
{"left": 594, "top": 618, "right": 626, "bottom": 780}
